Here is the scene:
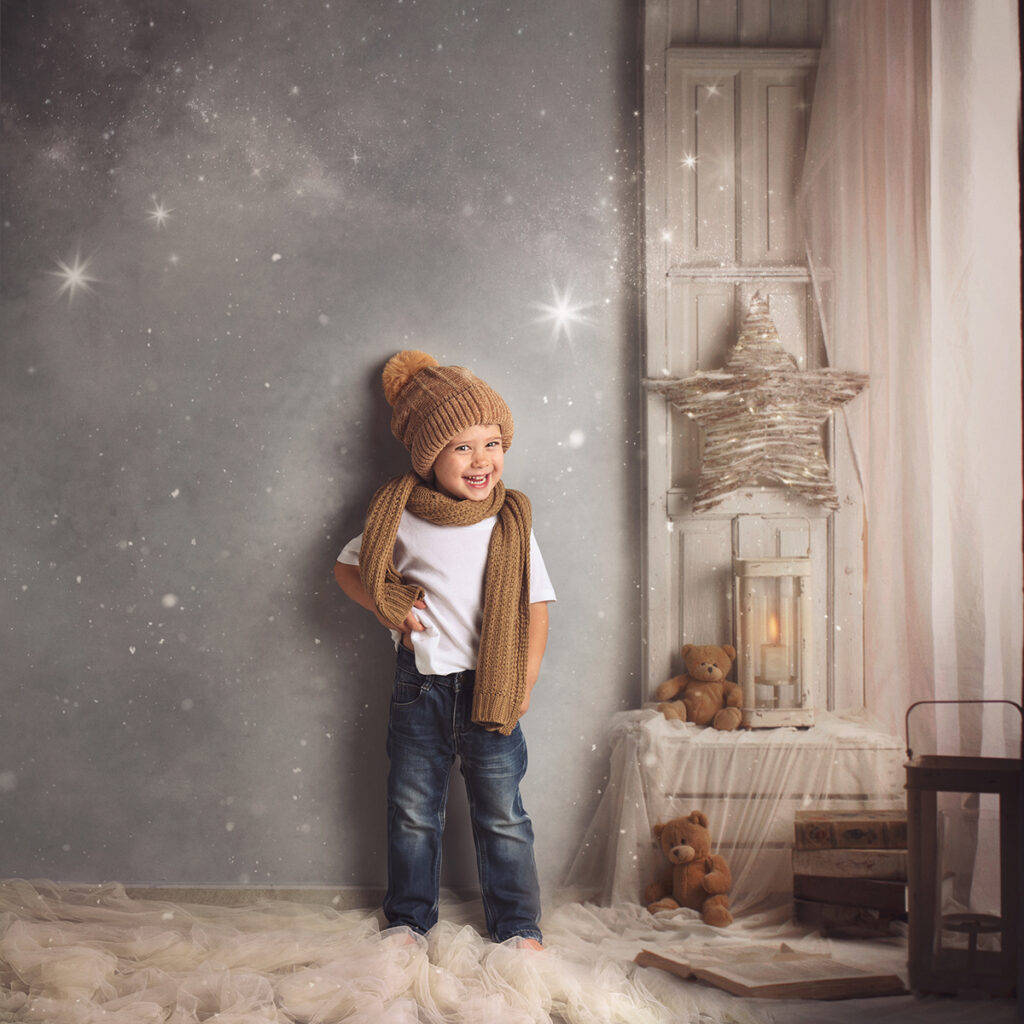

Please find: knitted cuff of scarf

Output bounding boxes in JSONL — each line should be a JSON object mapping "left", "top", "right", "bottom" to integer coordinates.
{"left": 359, "top": 472, "right": 532, "bottom": 736}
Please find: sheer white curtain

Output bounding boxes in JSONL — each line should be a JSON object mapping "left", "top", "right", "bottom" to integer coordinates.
{"left": 800, "top": 0, "right": 1022, "bottom": 758}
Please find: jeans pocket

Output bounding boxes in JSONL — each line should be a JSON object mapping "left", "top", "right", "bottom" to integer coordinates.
{"left": 391, "top": 666, "right": 429, "bottom": 708}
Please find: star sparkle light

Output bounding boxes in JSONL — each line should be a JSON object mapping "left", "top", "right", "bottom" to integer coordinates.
{"left": 50, "top": 250, "right": 99, "bottom": 303}
{"left": 147, "top": 199, "right": 173, "bottom": 227}
{"left": 532, "top": 285, "right": 597, "bottom": 347}
{"left": 644, "top": 294, "right": 868, "bottom": 512}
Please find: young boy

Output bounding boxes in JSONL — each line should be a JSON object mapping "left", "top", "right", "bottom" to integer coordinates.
{"left": 334, "top": 350, "right": 555, "bottom": 948}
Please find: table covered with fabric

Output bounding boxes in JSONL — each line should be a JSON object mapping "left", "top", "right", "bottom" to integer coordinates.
{"left": 567, "top": 710, "right": 906, "bottom": 915}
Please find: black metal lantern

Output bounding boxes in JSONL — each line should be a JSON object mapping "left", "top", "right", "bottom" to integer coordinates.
{"left": 904, "top": 700, "right": 1021, "bottom": 996}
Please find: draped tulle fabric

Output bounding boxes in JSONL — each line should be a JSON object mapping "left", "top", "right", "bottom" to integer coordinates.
{"left": 798, "top": 0, "right": 1022, "bottom": 752}
{"left": 0, "top": 880, "right": 772, "bottom": 1024}
{"left": 566, "top": 711, "right": 906, "bottom": 916}
{"left": 1, "top": 880, "right": 1017, "bottom": 1024}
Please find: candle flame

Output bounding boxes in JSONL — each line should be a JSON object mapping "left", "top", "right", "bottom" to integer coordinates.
{"left": 767, "top": 614, "right": 780, "bottom": 643}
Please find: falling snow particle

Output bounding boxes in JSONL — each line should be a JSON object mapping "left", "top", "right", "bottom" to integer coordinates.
{"left": 271, "top": 253, "right": 282, "bottom": 262}
{"left": 162, "top": 594, "right": 179, "bottom": 608}
{"left": 180, "top": 698, "right": 194, "bottom": 711}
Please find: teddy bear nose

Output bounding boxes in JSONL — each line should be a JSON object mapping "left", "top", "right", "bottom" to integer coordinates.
{"left": 670, "top": 844, "right": 696, "bottom": 864}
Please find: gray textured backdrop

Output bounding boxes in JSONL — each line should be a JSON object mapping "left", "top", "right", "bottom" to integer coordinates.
{"left": 1, "top": 0, "right": 642, "bottom": 893}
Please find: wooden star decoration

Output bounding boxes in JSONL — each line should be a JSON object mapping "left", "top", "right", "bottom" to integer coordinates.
{"left": 645, "top": 295, "right": 868, "bottom": 513}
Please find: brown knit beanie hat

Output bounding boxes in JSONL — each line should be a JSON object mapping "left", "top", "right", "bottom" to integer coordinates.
{"left": 382, "top": 350, "right": 514, "bottom": 479}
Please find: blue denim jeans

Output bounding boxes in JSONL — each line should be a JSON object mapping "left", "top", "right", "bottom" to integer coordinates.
{"left": 384, "top": 644, "right": 542, "bottom": 943}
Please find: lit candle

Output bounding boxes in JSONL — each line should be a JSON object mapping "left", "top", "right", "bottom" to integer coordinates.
{"left": 760, "top": 642, "right": 789, "bottom": 681}
{"left": 760, "top": 613, "right": 789, "bottom": 681}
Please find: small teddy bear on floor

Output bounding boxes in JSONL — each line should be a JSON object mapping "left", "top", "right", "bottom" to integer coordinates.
{"left": 644, "top": 810, "right": 733, "bottom": 927}
{"left": 654, "top": 643, "right": 743, "bottom": 731}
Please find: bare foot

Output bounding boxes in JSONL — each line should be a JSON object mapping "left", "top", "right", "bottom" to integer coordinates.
{"left": 517, "top": 937, "right": 544, "bottom": 951}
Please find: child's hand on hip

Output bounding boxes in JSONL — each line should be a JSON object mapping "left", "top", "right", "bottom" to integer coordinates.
{"left": 394, "top": 599, "right": 427, "bottom": 649}
{"left": 374, "top": 599, "right": 425, "bottom": 633}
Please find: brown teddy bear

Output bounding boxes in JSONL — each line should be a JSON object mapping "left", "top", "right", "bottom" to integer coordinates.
{"left": 654, "top": 643, "right": 743, "bottom": 730}
{"left": 644, "top": 810, "right": 733, "bottom": 927}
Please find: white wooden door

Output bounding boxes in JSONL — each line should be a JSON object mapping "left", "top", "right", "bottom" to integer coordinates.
{"left": 640, "top": 1, "right": 864, "bottom": 714}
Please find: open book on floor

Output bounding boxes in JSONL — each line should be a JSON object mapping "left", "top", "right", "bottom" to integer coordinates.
{"left": 634, "top": 943, "right": 907, "bottom": 1000}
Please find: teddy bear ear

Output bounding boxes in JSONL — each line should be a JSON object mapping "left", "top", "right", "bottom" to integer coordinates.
{"left": 653, "top": 822, "right": 666, "bottom": 839}
{"left": 681, "top": 644, "right": 694, "bottom": 657}
{"left": 722, "top": 644, "right": 737, "bottom": 661}
{"left": 688, "top": 810, "right": 709, "bottom": 828}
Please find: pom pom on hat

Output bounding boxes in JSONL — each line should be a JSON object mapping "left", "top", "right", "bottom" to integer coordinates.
{"left": 381, "top": 349, "right": 514, "bottom": 479}
{"left": 381, "top": 350, "right": 439, "bottom": 406}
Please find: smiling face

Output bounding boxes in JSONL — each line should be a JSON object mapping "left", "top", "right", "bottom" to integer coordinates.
{"left": 432, "top": 423, "right": 504, "bottom": 502}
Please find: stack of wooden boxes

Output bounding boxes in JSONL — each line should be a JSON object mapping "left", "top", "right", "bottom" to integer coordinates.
{"left": 792, "top": 809, "right": 909, "bottom": 937}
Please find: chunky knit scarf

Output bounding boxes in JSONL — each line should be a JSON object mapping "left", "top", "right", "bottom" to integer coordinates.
{"left": 359, "top": 471, "right": 532, "bottom": 736}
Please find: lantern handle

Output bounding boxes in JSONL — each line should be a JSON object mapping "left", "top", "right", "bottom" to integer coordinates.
{"left": 904, "top": 699, "right": 1024, "bottom": 761}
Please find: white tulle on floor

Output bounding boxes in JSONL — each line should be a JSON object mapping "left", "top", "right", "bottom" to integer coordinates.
{"left": 0, "top": 879, "right": 1017, "bottom": 1024}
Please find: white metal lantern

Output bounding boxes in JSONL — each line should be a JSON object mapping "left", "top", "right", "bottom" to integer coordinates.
{"left": 733, "top": 556, "right": 813, "bottom": 728}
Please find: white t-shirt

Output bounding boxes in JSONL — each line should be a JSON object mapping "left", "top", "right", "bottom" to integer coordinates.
{"left": 338, "top": 511, "right": 556, "bottom": 676}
